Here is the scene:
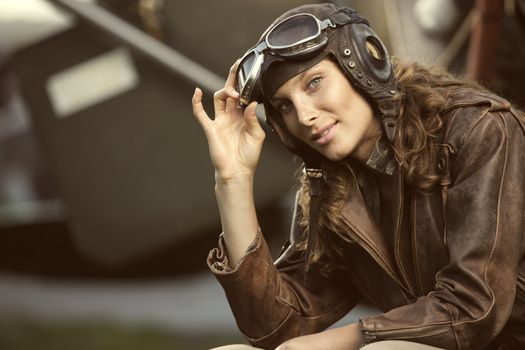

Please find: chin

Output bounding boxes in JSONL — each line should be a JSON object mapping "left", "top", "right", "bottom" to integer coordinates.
{"left": 320, "top": 142, "right": 353, "bottom": 162}
{"left": 324, "top": 151, "right": 349, "bottom": 162}
{"left": 315, "top": 143, "right": 352, "bottom": 162}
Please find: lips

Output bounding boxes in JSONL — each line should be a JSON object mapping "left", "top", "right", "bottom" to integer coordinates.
{"left": 311, "top": 122, "right": 338, "bottom": 145}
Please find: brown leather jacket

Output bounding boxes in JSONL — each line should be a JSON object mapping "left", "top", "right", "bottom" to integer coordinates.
{"left": 208, "top": 87, "right": 525, "bottom": 350}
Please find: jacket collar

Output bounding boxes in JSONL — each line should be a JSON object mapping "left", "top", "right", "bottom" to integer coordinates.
{"left": 365, "top": 134, "right": 396, "bottom": 175}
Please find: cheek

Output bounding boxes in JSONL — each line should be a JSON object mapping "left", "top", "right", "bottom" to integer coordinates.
{"left": 357, "top": 104, "right": 376, "bottom": 129}
{"left": 342, "top": 94, "right": 374, "bottom": 128}
{"left": 282, "top": 116, "right": 302, "bottom": 138}
{"left": 274, "top": 120, "right": 299, "bottom": 147}
{"left": 321, "top": 87, "right": 352, "bottom": 115}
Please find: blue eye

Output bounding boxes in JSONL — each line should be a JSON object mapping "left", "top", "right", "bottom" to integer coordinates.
{"left": 278, "top": 101, "right": 292, "bottom": 115}
{"left": 308, "top": 77, "right": 322, "bottom": 89}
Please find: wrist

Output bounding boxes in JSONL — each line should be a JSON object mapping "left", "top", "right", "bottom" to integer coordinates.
{"left": 214, "top": 171, "right": 255, "bottom": 206}
{"left": 215, "top": 170, "right": 254, "bottom": 186}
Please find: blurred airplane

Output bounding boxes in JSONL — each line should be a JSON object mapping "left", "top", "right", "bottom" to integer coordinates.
{"left": 0, "top": 0, "right": 523, "bottom": 279}
{"left": 0, "top": 0, "right": 318, "bottom": 278}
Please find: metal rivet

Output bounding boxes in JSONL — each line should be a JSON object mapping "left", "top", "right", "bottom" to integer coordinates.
{"left": 357, "top": 71, "right": 363, "bottom": 78}
{"left": 348, "top": 60, "right": 356, "bottom": 68}
{"left": 367, "top": 79, "right": 373, "bottom": 86}
{"left": 342, "top": 48, "right": 352, "bottom": 57}
{"left": 438, "top": 157, "right": 446, "bottom": 171}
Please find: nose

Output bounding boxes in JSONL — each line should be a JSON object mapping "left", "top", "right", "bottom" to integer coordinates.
{"left": 295, "top": 101, "right": 317, "bottom": 127}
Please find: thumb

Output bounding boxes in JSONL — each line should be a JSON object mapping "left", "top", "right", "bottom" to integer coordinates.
{"left": 244, "top": 102, "right": 265, "bottom": 140}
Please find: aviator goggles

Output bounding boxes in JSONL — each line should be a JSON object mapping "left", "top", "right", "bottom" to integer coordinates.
{"left": 236, "top": 13, "right": 336, "bottom": 107}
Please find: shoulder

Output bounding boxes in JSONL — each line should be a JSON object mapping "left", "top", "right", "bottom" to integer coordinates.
{"left": 436, "top": 87, "right": 525, "bottom": 182}
{"left": 440, "top": 86, "right": 523, "bottom": 151}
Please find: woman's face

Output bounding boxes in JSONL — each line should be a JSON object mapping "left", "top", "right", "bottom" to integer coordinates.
{"left": 270, "top": 58, "right": 381, "bottom": 162}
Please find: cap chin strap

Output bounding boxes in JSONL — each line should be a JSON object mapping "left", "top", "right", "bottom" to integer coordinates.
{"left": 304, "top": 161, "right": 323, "bottom": 279}
{"left": 382, "top": 117, "right": 396, "bottom": 142}
{"left": 378, "top": 97, "right": 400, "bottom": 142}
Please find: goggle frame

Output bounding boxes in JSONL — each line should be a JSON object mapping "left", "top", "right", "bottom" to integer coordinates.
{"left": 237, "top": 13, "right": 335, "bottom": 107}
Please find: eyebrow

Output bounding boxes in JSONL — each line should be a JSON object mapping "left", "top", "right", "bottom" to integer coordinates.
{"left": 271, "top": 70, "right": 311, "bottom": 102}
{"left": 270, "top": 60, "right": 328, "bottom": 102}
{"left": 269, "top": 97, "right": 285, "bottom": 109}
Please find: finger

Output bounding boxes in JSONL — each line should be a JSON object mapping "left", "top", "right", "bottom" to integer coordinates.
{"left": 244, "top": 102, "right": 265, "bottom": 140}
{"left": 225, "top": 59, "right": 241, "bottom": 89}
{"left": 225, "top": 86, "right": 241, "bottom": 114}
{"left": 214, "top": 85, "right": 239, "bottom": 101}
{"left": 192, "top": 87, "right": 211, "bottom": 128}
{"left": 213, "top": 89, "right": 227, "bottom": 116}
{"left": 225, "top": 96, "right": 237, "bottom": 114}
{"left": 214, "top": 86, "right": 239, "bottom": 115}
{"left": 214, "top": 59, "right": 241, "bottom": 115}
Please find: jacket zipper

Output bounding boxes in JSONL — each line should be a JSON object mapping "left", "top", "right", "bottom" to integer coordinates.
{"left": 362, "top": 324, "right": 450, "bottom": 343}
{"left": 517, "top": 271, "right": 525, "bottom": 298}
{"left": 393, "top": 168, "right": 414, "bottom": 294}
{"left": 411, "top": 190, "right": 426, "bottom": 296}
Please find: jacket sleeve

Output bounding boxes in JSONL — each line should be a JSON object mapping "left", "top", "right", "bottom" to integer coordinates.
{"left": 360, "top": 108, "right": 525, "bottom": 349}
{"left": 207, "top": 196, "right": 360, "bottom": 349}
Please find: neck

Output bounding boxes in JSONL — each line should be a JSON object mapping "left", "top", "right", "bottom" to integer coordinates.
{"left": 352, "top": 132, "right": 382, "bottom": 164}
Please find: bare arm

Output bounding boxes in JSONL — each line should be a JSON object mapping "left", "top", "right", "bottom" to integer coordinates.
{"left": 275, "top": 323, "right": 364, "bottom": 350}
{"left": 191, "top": 62, "right": 265, "bottom": 265}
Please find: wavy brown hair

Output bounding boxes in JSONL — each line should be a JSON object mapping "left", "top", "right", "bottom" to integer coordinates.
{"left": 295, "top": 60, "right": 484, "bottom": 274}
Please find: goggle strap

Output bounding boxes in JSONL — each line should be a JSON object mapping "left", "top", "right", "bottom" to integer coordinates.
{"left": 329, "top": 8, "right": 369, "bottom": 27}
{"left": 319, "top": 18, "right": 335, "bottom": 30}
{"left": 254, "top": 41, "right": 267, "bottom": 53}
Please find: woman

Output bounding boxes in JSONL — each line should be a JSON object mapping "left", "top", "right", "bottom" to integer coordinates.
{"left": 191, "top": 3, "right": 525, "bottom": 350}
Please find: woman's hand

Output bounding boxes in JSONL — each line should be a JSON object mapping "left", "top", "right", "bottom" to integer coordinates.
{"left": 192, "top": 61, "right": 265, "bottom": 181}
{"left": 192, "top": 61, "right": 264, "bottom": 264}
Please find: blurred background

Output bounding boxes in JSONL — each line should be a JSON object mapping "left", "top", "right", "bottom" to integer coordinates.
{"left": 0, "top": 0, "right": 524, "bottom": 349}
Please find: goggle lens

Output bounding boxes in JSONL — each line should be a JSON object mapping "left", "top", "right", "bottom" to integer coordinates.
{"left": 242, "top": 51, "right": 256, "bottom": 78}
{"left": 267, "top": 15, "right": 319, "bottom": 47}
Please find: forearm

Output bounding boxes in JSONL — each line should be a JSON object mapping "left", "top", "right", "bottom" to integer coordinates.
{"left": 215, "top": 173, "right": 259, "bottom": 266}
{"left": 275, "top": 323, "right": 364, "bottom": 350}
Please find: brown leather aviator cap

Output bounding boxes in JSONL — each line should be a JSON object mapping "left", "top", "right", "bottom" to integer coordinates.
{"left": 260, "top": 3, "right": 399, "bottom": 142}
